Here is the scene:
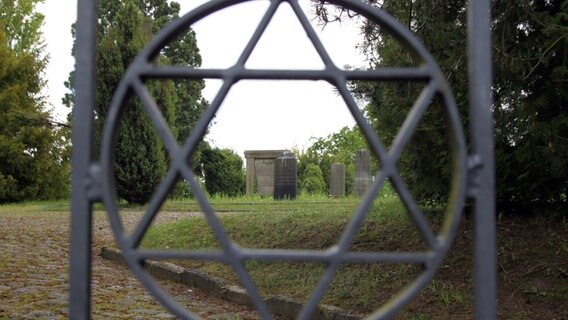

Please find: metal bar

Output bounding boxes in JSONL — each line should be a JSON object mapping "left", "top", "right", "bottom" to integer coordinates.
{"left": 141, "top": 65, "right": 431, "bottom": 81}
{"left": 388, "top": 81, "right": 437, "bottom": 163}
{"left": 242, "top": 249, "right": 433, "bottom": 264}
{"left": 126, "top": 79, "right": 183, "bottom": 249}
{"left": 126, "top": 168, "right": 179, "bottom": 249}
{"left": 69, "top": 0, "right": 97, "bottom": 318}
{"left": 389, "top": 171, "right": 438, "bottom": 250}
{"left": 176, "top": 156, "right": 276, "bottom": 319}
{"left": 288, "top": 0, "right": 336, "bottom": 68}
{"left": 234, "top": 0, "right": 280, "bottom": 67}
{"left": 335, "top": 81, "right": 391, "bottom": 166}
{"left": 136, "top": 249, "right": 432, "bottom": 264}
{"left": 467, "top": 1, "right": 497, "bottom": 319}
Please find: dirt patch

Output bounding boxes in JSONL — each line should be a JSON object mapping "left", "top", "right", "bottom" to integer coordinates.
{"left": 398, "top": 215, "right": 568, "bottom": 320}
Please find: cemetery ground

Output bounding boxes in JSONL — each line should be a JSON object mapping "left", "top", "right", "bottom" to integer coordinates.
{"left": 1, "top": 196, "right": 566, "bottom": 319}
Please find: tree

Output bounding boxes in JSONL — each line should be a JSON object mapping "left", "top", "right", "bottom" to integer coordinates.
{"left": 315, "top": 0, "right": 567, "bottom": 213}
{"left": 298, "top": 126, "right": 371, "bottom": 195}
{"left": 98, "top": 0, "right": 173, "bottom": 204}
{"left": 201, "top": 146, "right": 245, "bottom": 197}
{"left": 490, "top": 0, "right": 567, "bottom": 213}
{"left": 64, "top": 0, "right": 206, "bottom": 204}
{"left": 0, "top": 0, "right": 69, "bottom": 203}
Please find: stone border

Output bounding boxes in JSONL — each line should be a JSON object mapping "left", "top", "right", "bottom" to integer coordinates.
{"left": 101, "top": 247, "right": 360, "bottom": 319}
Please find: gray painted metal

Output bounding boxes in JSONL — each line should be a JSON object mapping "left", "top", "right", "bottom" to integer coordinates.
{"left": 69, "top": 0, "right": 97, "bottom": 318}
{"left": 467, "top": 0, "right": 497, "bottom": 319}
{"left": 69, "top": 0, "right": 496, "bottom": 319}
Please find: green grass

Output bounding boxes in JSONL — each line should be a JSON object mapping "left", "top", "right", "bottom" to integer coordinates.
{"left": 0, "top": 199, "right": 70, "bottom": 214}
{"left": 140, "top": 189, "right": 443, "bottom": 313}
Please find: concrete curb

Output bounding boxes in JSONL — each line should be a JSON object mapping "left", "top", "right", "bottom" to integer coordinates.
{"left": 100, "top": 247, "right": 360, "bottom": 320}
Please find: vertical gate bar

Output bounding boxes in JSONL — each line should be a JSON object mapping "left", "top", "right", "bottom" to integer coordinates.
{"left": 69, "top": 0, "right": 98, "bottom": 318}
{"left": 467, "top": 1, "right": 497, "bottom": 319}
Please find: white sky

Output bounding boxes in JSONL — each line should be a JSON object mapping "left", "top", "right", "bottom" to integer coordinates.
{"left": 38, "top": 0, "right": 366, "bottom": 157}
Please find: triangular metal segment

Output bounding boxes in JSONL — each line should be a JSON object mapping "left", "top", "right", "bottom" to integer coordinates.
{"left": 334, "top": 81, "right": 391, "bottom": 166}
{"left": 388, "top": 81, "right": 438, "bottom": 163}
{"left": 389, "top": 171, "right": 438, "bottom": 249}
{"left": 297, "top": 261, "right": 342, "bottom": 320}
{"left": 234, "top": 0, "right": 281, "bottom": 67}
{"left": 287, "top": 0, "right": 336, "bottom": 67}
{"left": 131, "top": 78, "right": 181, "bottom": 159}
{"left": 127, "top": 168, "right": 181, "bottom": 248}
{"left": 180, "top": 80, "right": 233, "bottom": 161}
{"left": 229, "top": 260, "right": 276, "bottom": 319}
{"left": 243, "top": 0, "right": 327, "bottom": 70}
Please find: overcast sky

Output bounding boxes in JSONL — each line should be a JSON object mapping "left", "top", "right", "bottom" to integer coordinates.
{"left": 39, "top": 0, "right": 366, "bottom": 157}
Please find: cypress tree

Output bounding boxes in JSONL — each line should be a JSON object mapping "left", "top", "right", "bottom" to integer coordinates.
{"left": 65, "top": 0, "right": 206, "bottom": 204}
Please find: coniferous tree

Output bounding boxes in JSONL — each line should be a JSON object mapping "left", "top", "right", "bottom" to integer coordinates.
{"left": 64, "top": 0, "right": 206, "bottom": 204}
{"left": 98, "top": 1, "right": 171, "bottom": 204}
{"left": 0, "top": 0, "right": 69, "bottom": 203}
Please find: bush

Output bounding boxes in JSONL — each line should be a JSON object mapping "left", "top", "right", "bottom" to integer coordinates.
{"left": 202, "top": 147, "right": 245, "bottom": 197}
{"left": 300, "top": 163, "right": 325, "bottom": 195}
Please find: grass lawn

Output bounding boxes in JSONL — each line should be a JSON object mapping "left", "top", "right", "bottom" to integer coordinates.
{"left": 135, "top": 192, "right": 567, "bottom": 319}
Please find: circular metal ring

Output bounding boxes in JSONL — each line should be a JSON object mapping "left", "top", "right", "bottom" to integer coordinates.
{"left": 99, "top": 0, "right": 468, "bottom": 319}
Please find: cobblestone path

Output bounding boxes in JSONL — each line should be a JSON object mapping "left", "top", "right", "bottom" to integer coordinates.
{"left": 0, "top": 209, "right": 258, "bottom": 319}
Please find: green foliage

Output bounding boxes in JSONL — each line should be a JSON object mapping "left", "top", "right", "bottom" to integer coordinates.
{"left": 490, "top": 0, "right": 568, "bottom": 212}
{"left": 300, "top": 163, "right": 325, "bottom": 195}
{"left": 98, "top": 0, "right": 171, "bottom": 204}
{"left": 351, "top": 0, "right": 468, "bottom": 206}
{"left": 318, "top": 0, "right": 567, "bottom": 212}
{"left": 201, "top": 146, "right": 245, "bottom": 197}
{"left": 298, "top": 126, "right": 371, "bottom": 195}
{"left": 64, "top": 0, "right": 206, "bottom": 204}
{"left": 0, "top": 0, "right": 69, "bottom": 203}
{"left": 0, "top": 0, "right": 44, "bottom": 53}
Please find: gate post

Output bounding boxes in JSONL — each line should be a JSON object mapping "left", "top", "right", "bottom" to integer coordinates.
{"left": 467, "top": 1, "right": 497, "bottom": 319}
{"left": 69, "top": 0, "right": 98, "bottom": 318}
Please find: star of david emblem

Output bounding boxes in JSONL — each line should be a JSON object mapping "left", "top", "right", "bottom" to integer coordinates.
{"left": 98, "top": 0, "right": 468, "bottom": 319}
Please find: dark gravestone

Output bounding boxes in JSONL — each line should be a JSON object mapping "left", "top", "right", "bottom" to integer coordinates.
{"left": 273, "top": 152, "right": 297, "bottom": 200}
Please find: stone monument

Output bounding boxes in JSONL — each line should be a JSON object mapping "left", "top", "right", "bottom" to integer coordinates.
{"left": 329, "top": 163, "right": 346, "bottom": 197}
{"left": 354, "top": 150, "right": 372, "bottom": 197}
{"left": 244, "top": 150, "right": 290, "bottom": 196}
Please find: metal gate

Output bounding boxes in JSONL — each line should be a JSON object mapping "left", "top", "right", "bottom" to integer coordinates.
{"left": 69, "top": 0, "right": 496, "bottom": 319}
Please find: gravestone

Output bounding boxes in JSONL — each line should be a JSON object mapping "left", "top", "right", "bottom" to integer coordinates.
{"left": 354, "top": 150, "right": 372, "bottom": 197}
{"left": 329, "top": 163, "right": 346, "bottom": 197}
{"left": 245, "top": 150, "right": 289, "bottom": 196}
{"left": 273, "top": 152, "right": 297, "bottom": 200}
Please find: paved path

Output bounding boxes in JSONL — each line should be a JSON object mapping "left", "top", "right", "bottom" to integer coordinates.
{"left": 0, "top": 209, "right": 258, "bottom": 319}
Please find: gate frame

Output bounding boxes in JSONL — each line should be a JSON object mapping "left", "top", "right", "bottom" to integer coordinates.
{"left": 69, "top": 0, "right": 496, "bottom": 319}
